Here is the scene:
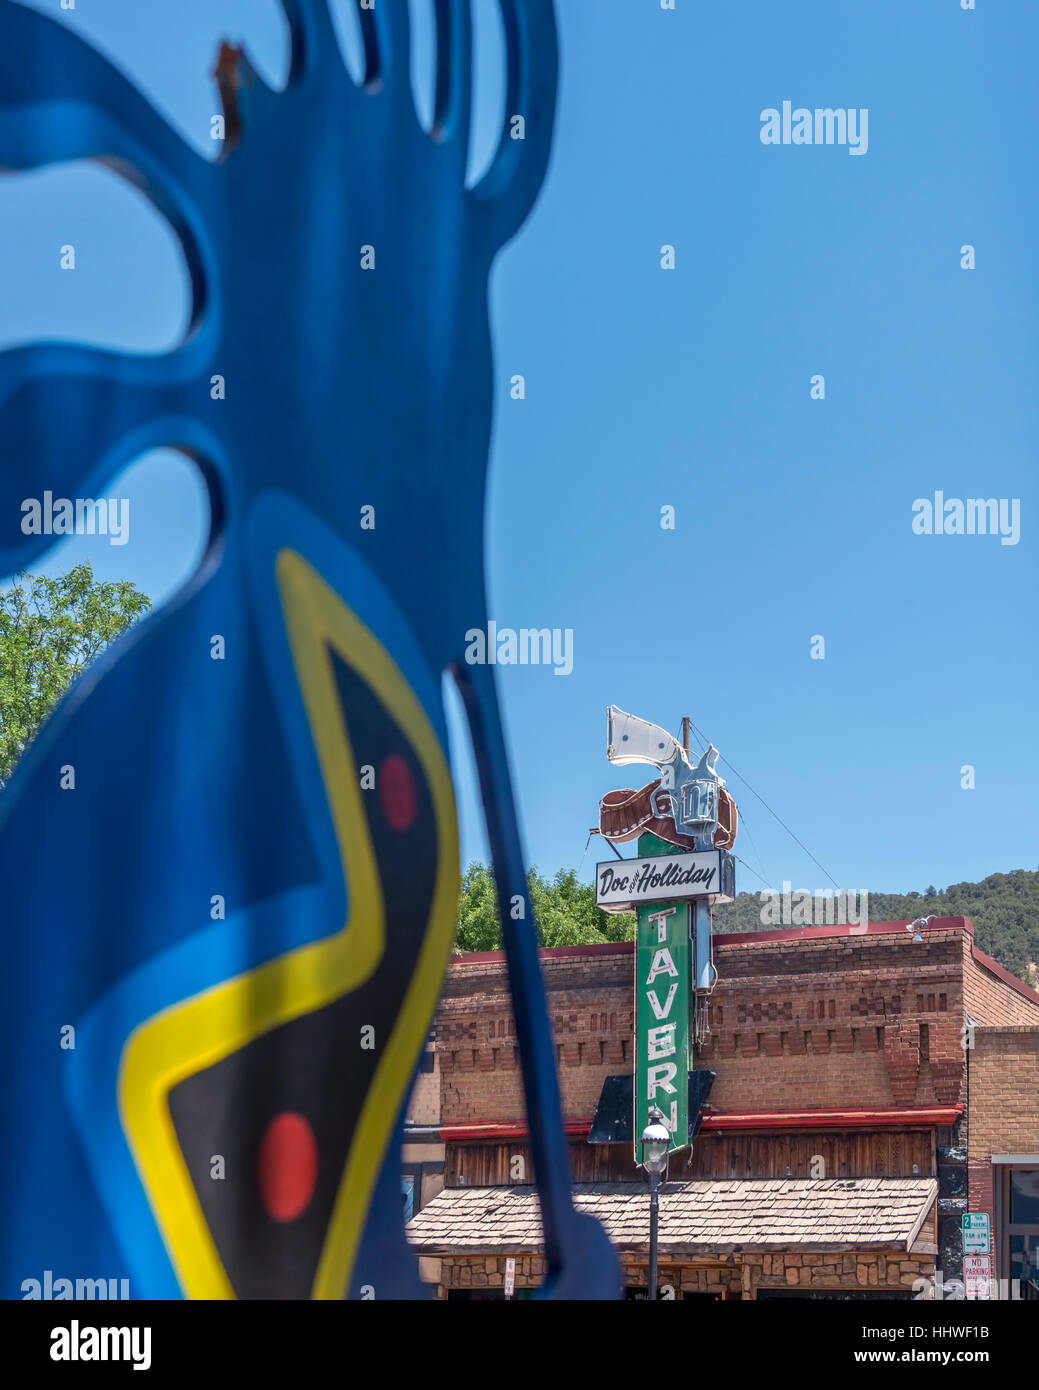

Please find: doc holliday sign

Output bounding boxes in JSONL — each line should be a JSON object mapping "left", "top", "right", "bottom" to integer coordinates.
{"left": 595, "top": 848, "right": 735, "bottom": 913}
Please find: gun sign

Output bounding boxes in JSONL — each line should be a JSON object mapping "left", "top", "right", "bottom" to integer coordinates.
{"left": 596, "top": 849, "right": 735, "bottom": 913}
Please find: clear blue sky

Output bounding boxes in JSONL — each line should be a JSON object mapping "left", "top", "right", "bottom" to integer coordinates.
{"left": 2, "top": 0, "right": 1035, "bottom": 898}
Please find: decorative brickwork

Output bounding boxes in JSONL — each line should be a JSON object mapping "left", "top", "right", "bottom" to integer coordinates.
{"left": 436, "top": 947, "right": 632, "bottom": 1124}
{"left": 434, "top": 923, "right": 1039, "bottom": 1124}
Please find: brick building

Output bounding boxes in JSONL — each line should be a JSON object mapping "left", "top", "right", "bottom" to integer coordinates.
{"left": 966, "top": 1027, "right": 1039, "bottom": 1296}
{"left": 405, "top": 916, "right": 1039, "bottom": 1299}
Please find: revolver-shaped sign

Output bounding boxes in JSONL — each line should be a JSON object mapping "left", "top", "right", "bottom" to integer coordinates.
{"left": 601, "top": 707, "right": 738, "bottom": 853}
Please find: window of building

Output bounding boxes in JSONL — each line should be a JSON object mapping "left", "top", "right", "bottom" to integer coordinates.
{"left": 1003, "top": 1166, "right": 1039, "bottom": 1301}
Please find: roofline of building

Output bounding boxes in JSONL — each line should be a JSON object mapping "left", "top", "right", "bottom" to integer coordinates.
{"left": 450, "top": 917, "right": 974, "bottom": 968}
{"left": 407, "top": 1178, "right": 940, "bottom": 1259}
{"left": 427, "top": 1104, "right": 963, "bottom": 1144}
{"left": 450, "top": 919, "right": 1039, "bottom": 1007}
{"left": 970, "top": 940, "right": 1039, "bottom": 1006}
{"left": 715, "top": 916, "right": 972, "bottom": 947}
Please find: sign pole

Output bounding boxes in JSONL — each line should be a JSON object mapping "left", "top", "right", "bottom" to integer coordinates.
{"left": 648, "top": 1168, "right": 660, "bottom": 1300}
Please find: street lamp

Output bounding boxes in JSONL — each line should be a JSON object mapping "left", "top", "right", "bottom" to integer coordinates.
{"left": 907, "top": 915, "right": 935, "bottom": 943}
{"left": 641, "top": 1106, "right": 671, "bottom": 1301}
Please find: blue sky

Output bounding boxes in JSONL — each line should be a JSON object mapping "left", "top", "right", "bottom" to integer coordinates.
{"left": 2, "top": 0, "right": 1035, "bottom": 897}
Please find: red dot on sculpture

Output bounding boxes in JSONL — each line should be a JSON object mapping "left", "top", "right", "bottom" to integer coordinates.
{"left": 257, "top": 1112, "right": 318, "bottom": 1222}
{"left": 379, "top": 753, "right": 416, "bottom": 830}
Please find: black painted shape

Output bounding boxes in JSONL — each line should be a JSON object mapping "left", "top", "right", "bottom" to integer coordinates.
{"left": 587, "top": 1075, "right": 631, "bottom": 1145}
{"left": 937, "top": 1145, "right": 967, "bottom": 1165}
{"left": 938, "top": 1163, "right": 968, "bottom": 1199}
{"left": 167, "top": 651, "right": 437, "bottom": 1298}
{"left": 689, "top": 1069, "right": 717, "bottom": 1139}
{"left": 938, "top": 1214, "right": 965, "bottom": 1290}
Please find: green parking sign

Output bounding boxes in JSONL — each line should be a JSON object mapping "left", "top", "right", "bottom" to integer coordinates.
{"left": 962, "top": 1213, "right": 990, "bottom": 1254}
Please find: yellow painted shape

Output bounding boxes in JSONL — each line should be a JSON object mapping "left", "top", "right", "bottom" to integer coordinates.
{"left": 118, "top": 549, "right": 459, "bottom": 1299}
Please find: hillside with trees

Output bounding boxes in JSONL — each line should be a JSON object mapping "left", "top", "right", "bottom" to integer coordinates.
{"left": 713, "top": 869, "right": 1039, "bottom": 986}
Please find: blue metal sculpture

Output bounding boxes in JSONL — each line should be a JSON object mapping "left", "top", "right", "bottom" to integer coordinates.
{"left": 0, "top": 0, "right": 618, "bottom": 1299}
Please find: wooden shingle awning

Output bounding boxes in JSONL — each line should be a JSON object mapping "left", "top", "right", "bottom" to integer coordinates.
{"left": 406, "top": 1177, "right": 938, "bottom": 1257}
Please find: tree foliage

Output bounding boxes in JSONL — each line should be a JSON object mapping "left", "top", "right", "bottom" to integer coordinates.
{"left": 455, "top": 861, "right": 635, "bottom": 952}
{"left": 0, "top": 563, "right": 151, "bottom": 784}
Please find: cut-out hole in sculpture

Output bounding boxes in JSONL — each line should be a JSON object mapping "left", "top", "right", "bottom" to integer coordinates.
{"left": 0, "top": 164, "right": 192, "bottom": 354}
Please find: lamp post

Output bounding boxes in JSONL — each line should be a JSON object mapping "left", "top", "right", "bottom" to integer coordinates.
{"left": 641, "top": 1105, "right": 671, "bottom": 1300}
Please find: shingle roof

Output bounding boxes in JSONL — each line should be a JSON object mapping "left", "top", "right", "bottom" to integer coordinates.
{"left": 405, "top": 1178, "right": 937, "bottom": 1256}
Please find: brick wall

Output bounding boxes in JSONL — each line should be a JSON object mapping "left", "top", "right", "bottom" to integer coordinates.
{"left": 437, "top": 946, "right": 632, "bottom": 1123}
{"left": 962, "top": 939, "right": 1039, "bottom": 1027}
{"left": 706, "top": 929, "right": 968, "bottom": 1109}
{"left": 966, "top": 1026, "right": 1039, "bottom": 1279}
{"left": 434, "top": 924, "right": 1039, "bottom": 1123}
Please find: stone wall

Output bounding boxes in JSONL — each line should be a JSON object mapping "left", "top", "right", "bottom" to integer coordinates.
{"left": 424, "top": 1250, "right": 936, "bottom": 1300}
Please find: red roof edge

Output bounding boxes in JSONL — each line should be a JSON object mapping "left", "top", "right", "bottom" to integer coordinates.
{"left": 451, "top": 919, "right": 974, "bottom": 964}
{"left": 969, "top": 941, "right": 1039, "bottom": 1008}
{"left": 717, "top": 917, "right": 973, "bottom": 947}
{"left": 439, "top": 1105, "right": 962, "bottom": 1143}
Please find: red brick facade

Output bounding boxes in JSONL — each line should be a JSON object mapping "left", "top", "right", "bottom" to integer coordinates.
{"left": 705, "top": 927, "right": 967, "bottom": 1111}
{"left": 437, "top": 945, "right": 631, "bottom": 1125}
{"left": 434, "top": 920, "right": 1039, "bottom": 1124}
{"left": 415, "top": 917, "right": 1039, "bottom": 1298}
{"left": 966, "top": 1027, "right": 1039, "bottom": 1291}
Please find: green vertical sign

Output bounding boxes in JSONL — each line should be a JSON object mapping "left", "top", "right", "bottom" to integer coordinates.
{"left": 634, "top": 832, "right": 690, "bottom": 1160}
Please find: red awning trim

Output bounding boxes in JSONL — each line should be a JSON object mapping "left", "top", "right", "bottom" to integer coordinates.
{"left": 438, "top": 1105, "right": 962, "bottom": 1143}
{"left": 439, "top": 1120, "right": 594, "bottom": 1142}
{"left": 698, "top": 1105, "right": 962, "bottom": 1132}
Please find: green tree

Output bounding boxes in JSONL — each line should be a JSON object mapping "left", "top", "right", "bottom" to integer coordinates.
{"left": 0, "top": 563, "right": 151, "bottom": 784}
{"left": 454, "top": 861, "right": 635, "bottom": 952}
{"left": 455, "top": 862, "right": 504, "bottom": 952}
